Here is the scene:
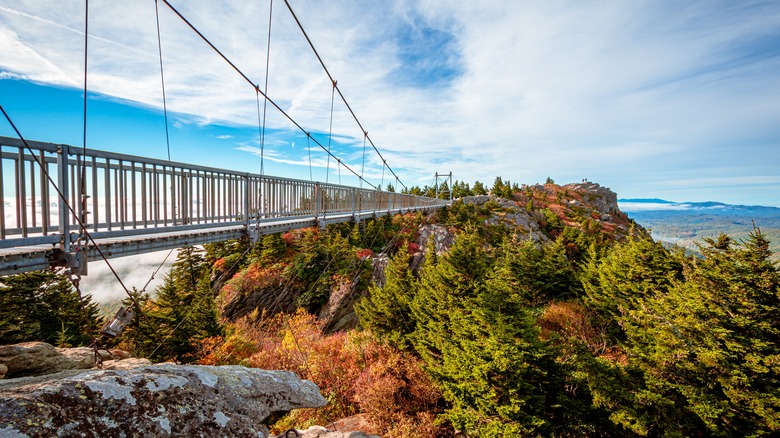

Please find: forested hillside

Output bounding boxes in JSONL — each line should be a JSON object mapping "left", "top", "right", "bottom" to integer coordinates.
{"left": 2, "top": 179, "right": 778, "bottom": 437}
{"left": 621, "top": 201, "right": 780, "bottom": 262}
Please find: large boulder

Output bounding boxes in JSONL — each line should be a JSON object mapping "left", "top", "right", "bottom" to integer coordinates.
{"left": 318, "top": 276, "right": 364, "bottom": 333}
{"left": 0, "top": 342, "right": 76, "bottom": 378}
{"left": 417, "top": 224, "right": 454, "bottom": 255}
{"left": 563, "top": 182, "right": 619, "bottom": 215}
{"left": 0, "top": 364, "right": 326, "bottom": 437}
{"left": 283, "top": 426, "right": 380, "bottom": 438}
{"left": 0, "top": 343, "right": 140, "bottom": 379}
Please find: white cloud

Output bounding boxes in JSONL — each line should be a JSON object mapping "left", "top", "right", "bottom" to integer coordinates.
{"left": 79, "top": 249, "right": 179, "bottom": 304}
{"left": 1, "top": 0, "right": 778, "bottom": 205}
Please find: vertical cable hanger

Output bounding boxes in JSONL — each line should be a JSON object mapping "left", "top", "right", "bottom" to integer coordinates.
{"left": 255, "top": 89, "right": 264, "bottom": 166}
{"left": 325, "top": 79, "right": 336, "bottom": 185}
{"left": 380, "top": 160, "right": 386, "bottom": 191}
{"left": 78, "top": 0, "right": 91, "bottom": 245}
{"left": 259, "top": 0, "right": 273, "bottom": 175}
{"left": 154, "top": 0, "right": 172, "bottom": 162}
{"left": 307, "top": 132, "right": 313, "bottom": 181}
{"left": 76, "top": 0, "right": 99, "bottom": 366}
{"left": 360, "top": 131, "right": 367, "bottom": 189}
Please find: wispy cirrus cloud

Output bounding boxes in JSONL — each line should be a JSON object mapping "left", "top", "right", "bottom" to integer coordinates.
{"left": 0, "top": 0, "right": 778, "bottom": 204}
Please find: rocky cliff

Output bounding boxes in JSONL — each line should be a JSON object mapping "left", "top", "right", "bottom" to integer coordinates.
{"left": 0, "top": 363, "right": 326, "bottom": 437}
{"left": 215, "top": 182, "right": 632, "bottom": 334}
{"left": 462, "top": 181, "right": 631, "bottom": 242}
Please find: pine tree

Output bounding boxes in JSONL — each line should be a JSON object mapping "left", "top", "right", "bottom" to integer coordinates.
{"left": 472, "top": 180, "right": 487, "bottom": 195}
{"left": 0, "top": 270, "right": 101, "bottom": 346}
{"left": 408, "top": 229, "right": 588, "bottom": 435}
{"left": 626, "top": 231, "right": 780, "bottom": 435}
{"left": 124, "top": 246, "right": 222, "bottom": 362}
{"left": 580, "top": 234, "right": 681, "bottom": 342}
{"left": 355, "top": 252, "right": 417, "bottom": 349}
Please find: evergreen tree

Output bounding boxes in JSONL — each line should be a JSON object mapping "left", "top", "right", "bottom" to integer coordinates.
{"left": 491, "top": 176, "right": 506, "bottom": 196}
{"left": 0, "top": 270, "right": 101, "bottom": 346}
{"left": 408, "top": 229, "right": 597, "bottom": 435}
{"left": 491, "top": 238, "right": 580, "bottom": 306}
{"left": 580, "top": 234, "right": 681, "bottom": 342}
{"left": 122, "top": 246, "right": 222, "bottom": 362}
{"left": 260, "top": 233, "right": 287, "bottom": 264}
{"left": 355, "top": 252, "right": 417, "bottom": 349}
{"left": 626, "top": 231, "right": 780, "bottom": 436}
{"left": 472, "top": 180, "right": 487, "bottom": 195}
{"left": 114, "top": 289, "right": 158, "bottom": 357}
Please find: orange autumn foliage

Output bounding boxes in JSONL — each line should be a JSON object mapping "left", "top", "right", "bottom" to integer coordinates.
{"left": 197, "top": 309, "right": 446, "bottom": 437}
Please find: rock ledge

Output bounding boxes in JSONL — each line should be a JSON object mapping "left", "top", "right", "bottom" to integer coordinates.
{"left": 0, "top": 364, "right": 326, "bottom": 437}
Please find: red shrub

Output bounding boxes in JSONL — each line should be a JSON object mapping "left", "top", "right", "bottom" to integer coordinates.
{"left": 220, "top": 264, "right": 283, "bottom": 307}
{"left": 205, "top": 309, "right": 448, "bottom": 436}
{"left": 355, "top": 248, "right": 374, "bottom": 259}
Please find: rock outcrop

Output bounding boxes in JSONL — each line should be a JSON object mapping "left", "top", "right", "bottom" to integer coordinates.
{"left": 0, "top": 342, "right": 147, "bottom": 380}
{"left": 0, "top": 342, "right": 76, "bottom": 379}
{"left": 319, "top": 276, "right": 363, "bottom": 333}
{"left": 279, "top": 426, "right": 380, "bottom": 438}
{"left": 0, "top": 364, "right": 326, "bottom": 437}
{"left": 417, "top": 224, "right": 455, "bottom": 255}
{"left": 459, "top": 182, "right": 631, "bottom": 242}
{"left": 562, "top": 181, "right": 620, "bottom": 216}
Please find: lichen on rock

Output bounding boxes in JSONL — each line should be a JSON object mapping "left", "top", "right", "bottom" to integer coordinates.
{"left": 0, "top": 364, "right": 326, "bottom": 437}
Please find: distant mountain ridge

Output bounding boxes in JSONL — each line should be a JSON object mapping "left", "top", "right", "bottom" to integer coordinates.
{"left": 619, "top": 198, "right": 780, "bottom": 218}
{"left": 619, "top": 197, "right": 780, "bottom": 261}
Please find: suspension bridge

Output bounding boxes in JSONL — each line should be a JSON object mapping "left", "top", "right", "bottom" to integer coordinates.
{"left": 0, "top": 0, "right": 452, "bottom": 277}
{"left": 0, "top": 135, "right": 448, "bottom": 275}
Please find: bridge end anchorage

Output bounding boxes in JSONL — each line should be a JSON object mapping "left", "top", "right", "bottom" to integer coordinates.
{"left": 0, "top": 137, "right": 449, "bottom": 276}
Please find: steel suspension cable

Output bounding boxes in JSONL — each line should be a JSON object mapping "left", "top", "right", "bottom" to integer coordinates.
{"left": 159, "top": 0, "right": 378, "bottom": 190}
{"left": 0, "top": 105, "right": 177, "bottom": 360}
{"left": 281, "top": 0, "right": 408, "bottom": 191}
{"left": 74, "top": 0, "right": 102, "bottom": 364}
{"left": 307, "top": 132, "right": 313, "bottom": 181}
{"left": 325, "top": 81, "right": 335, "bottom": 185}
{"left": 154, "top": 0, "right": 173, "bottom": 161}
{"left": 259, "top": 0, "right": 274, "bottom": 175}
{"left": 78, "top": 0, "right": 90, "bottom": 243}
{"left": 81, "top": 0, "right": 89, "bottom": 161}
{"left": 360, "top": 131, "right": 367, "bottom": 189}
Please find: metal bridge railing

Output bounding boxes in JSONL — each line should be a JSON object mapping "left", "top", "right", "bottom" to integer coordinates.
{"left": 0, "top": 136, "right": 447, "bottom": 252}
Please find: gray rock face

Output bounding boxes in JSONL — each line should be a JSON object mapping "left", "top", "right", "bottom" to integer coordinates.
{"left": 0, "top": 364, "right": 326, "bottom": 437}
{"left": 371, "top": 253, "right": 390, "bottom": 289}
{"left": 563, "top": 182, "right": 619, "bottom": 215}
{"left": 418, "top": 224, "right": 454, "bottom": 255}
{"left": 0, "top": 343, "right": 140, "bottom": 380}
{"left": 0, "top": 342, "right": 77, "bottom": 379}
{"left": 319, "top": 276, "right": 365, "bottom": 333}
{"left": 461, "top": 195, "right": 492, "bottom": 205}
{"left": 281, "top": 426, "right": 380, "bottom": 438}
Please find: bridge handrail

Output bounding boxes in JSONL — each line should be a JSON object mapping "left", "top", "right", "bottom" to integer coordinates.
{"left": 0, "top": 136, "right": 446, "bottom": 250}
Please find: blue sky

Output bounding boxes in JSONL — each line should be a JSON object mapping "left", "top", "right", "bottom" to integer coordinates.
{"left": 1, "top": 0, "right": 779, "bottom": 205}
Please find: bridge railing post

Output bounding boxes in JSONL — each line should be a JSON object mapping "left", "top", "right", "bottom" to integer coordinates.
{"left": 57, "top": 144, "right": 71, "bottom": 252}
{"left": 351, "top": 188, "right": 356, "bottom": 218}
{"left": 243, "top": 173, "right": 250, "bottom": 228}
{"left": 314, "top": 183, "right": 321, "bottom": 222}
